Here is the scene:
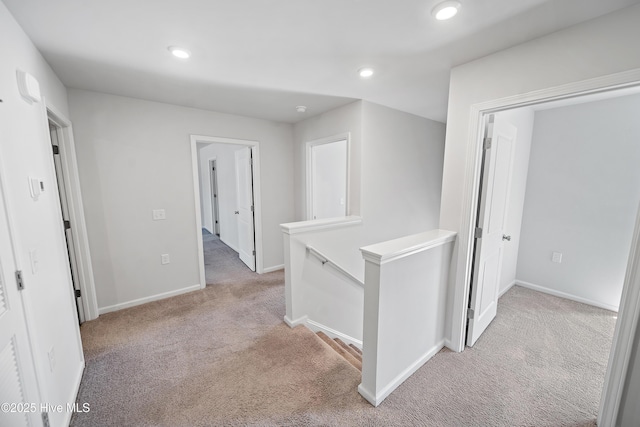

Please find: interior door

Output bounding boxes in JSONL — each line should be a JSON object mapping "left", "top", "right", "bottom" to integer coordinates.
{"left": 309, "top": 139, "right": 348, "bottom": 220}
{"left": 49, "top": 122, "right": 84, "bottom": 323}
{"left": 0, "top": 173, "right": 42, "bottom": 426}
{"left": 210, "top": 160, "right": 220, "bottom": 236}
{"left": 467, "top": 114, "right": 517, "bottom": 346}
{"left": 235, "top": 147, "right": 256, "bottom": 271}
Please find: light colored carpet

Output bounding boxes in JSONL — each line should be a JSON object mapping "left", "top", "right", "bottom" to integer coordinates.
{"left": 202, "top": 232, "right": 256, "bottom": 285}
{"left": 72, "top": 247, "right": 616, "bottom": 426}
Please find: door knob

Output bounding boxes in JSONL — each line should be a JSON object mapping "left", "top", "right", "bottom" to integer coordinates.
{"left": 234, "top": 211, "right": 239, "bottom": 215}
{"left": 502, "top": 234, "right": 511, "bottom": 241}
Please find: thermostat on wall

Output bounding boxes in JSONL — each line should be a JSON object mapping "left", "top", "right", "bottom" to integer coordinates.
{"left": 16, "top": 69, "right": 41, "bottom": 104}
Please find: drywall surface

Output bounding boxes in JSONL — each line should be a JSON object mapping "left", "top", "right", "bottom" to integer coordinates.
{"left": 68, "top": 89, "right": 294, "bottom": 310}
{"left": 495, "top": 108, "right": 535, "bottom": 295}
{"left": 292, "top": 101, "right": 445, "bottom": 262}
{"left": 361, "top": 101, "right": 445, "bottom": 243}
{"left": 0, "top": 3, "right": 83, "bottom": 425}
{"left": 293, "top": 101, "right": 362, "bottom": 220}
{"left": 198, "top": 143, "right": 245, "bottom": 251}
{"left": 516, "top": 94, "right": 640, "bottom": 310}
{"left": 441, "top": 3, "right": 640, "bottom": 348}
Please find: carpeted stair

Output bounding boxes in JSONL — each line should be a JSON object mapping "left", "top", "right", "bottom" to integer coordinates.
{"left": 316, "top": 331, "right": 362, "bottom": 371}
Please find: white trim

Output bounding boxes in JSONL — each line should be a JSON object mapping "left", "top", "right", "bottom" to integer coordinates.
{"left": 516, "top": 280, "right": 619, "bottom": 312}
{"left": 220, "top": 236, "right": 239, "bottom": 253}
{"left": 46, "top": 105, "right": 100, "bottom": 321}
{"left": 452, "top": 69, "right": 640, "bottom": 353}
{"left": 358, "top": 340, "right": 445, "bottom": 406}
{"left": 283, "top": 315, "right": 308, "bottom": 328}
{"left": 448, "top": 68, "right": 640, "bottom": 427}
{"left": 98, "top": 284, "right": 200, "bottom": 315}
{"left": 498, "top": 280, "right": 517, "bottom": 298}
{"left": 305, "top": 132, "right": 351, "bottom": 220}
{"left": 281, "top": 215, "right": 362, "bottom": 235}
{"left": 263, "top": 264, "right": 284, "bottom": 273}
{"left": 190, "top": 135, "right": 265, "bottom": 285}
{"left": 360, "top": 229, "right": 456, "bottom": 265}
{"left": 599, "top": 200, "right": 640, "bottom": 427}
{"left": 283, "top": 315, "right": 362, "bottom": 349}
{"left": 305, "top": 319, "right": 363, "bottom": 349}
{"left": 61, "top": 360, "right": 85, "bottom": 427}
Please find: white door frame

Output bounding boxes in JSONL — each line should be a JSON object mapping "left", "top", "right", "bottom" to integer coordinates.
{"left": 305, "top": 132, "right": 351, "bottom": 220}
{"left": 190, "top": 135, "right": 264, "bottom": 288}
{"left": 46, "top": 104, "right": 99, "bottom": 321}
{"left": 450, "top": 68, "right": 640, "bottom": 426}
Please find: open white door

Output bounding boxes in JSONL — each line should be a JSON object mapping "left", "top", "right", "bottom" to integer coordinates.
{"left": 0, "top": 177, "right": 42, "bottom": 426}
{"left": 467, "top": 114, "right": 517, "bottom": 346}
{"left": 235, "top": 147, "right": 256, "bottom": 271}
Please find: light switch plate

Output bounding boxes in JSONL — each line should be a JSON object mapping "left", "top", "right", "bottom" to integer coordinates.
{"left": 161, "top": 254, "right": 170, "bottom": 265}
{"left": 152, "top": 209, "right": 166, "bottom": 220}
{"left": 552, "top": 252, "right": 563, "bottom": 263}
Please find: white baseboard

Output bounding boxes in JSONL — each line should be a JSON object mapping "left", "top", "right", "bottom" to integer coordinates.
{"left": 263, "top": 264, "right": 284, "bottom": 273}
{"left": 283, "top": 315, "right": 307, "bottom": 328}
{"left": 98, "top": 284, "right": 201, "bottom": 315}
{"left": 359, "top": 339, "right": 445, "bottom": 406}
{"left": 306, "top": 319, "right": 362, "bottom": 348}
{"left": 499, "top": 280, "right": 517, "bottom": 298}
{"left": 516, "top": 280, "right": 619, "bottom": 312}
{"left": 220, "top": 237, "right": 239, "bottom": 253}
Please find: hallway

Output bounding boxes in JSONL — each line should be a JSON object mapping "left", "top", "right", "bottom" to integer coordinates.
{"left": 202, "top": 230, "right": 255, "bottom": 285}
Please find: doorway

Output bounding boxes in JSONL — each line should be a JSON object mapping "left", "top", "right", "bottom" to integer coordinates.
{"left": 467, "top": 83, "right": 640, "bottom": 420}
{"left": 306, "top": 134, "right": 350, "bottom": 220}
{"left": 190, "top": 135, "right": 264, "bottom": 288}
{"left": 45, "top": 109, "right": 99, "bottom": 322}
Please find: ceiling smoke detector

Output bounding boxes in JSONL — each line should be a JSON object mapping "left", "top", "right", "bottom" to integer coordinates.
{"left": 431, "top": 1, "right": 461, "bottom": 20}
{"left": 296, "top": 106, "right": 307, "bottom": 113}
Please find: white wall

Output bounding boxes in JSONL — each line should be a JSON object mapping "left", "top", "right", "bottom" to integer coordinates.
{"left": 440, "top": 3, "right": 640, "bottom": 349}
{"left": 293, "top": 101, "right": 363, "bottom": 220}
{"left": 291, "top": 100, "right": 445, "bottom": 273}
{"left": 197, "top": 142, "right": 244, "bottom": 251}
{"left": 495, "top": 108, "right": 535, "bottom": 295}
{"left": 284, "top": 101, "right": 446, "bottom": 346}
{"left": 0, "top": 3, "right": 84, "bottom": 426}
{"left": 516, "top": 94, "right": 640, "bottom": 310}
{"left": 361, "top": 102, "right": 445, "bottom": 242}
{"left": 68, "top": 89, "right": 295, "bottom": 312}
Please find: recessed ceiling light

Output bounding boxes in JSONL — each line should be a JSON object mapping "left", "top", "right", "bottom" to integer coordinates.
{"left": 431, "top": 1, "right": 461, "bottom": 20}
{"left": 296, "top": 106, "right": 307, "bottom": 113}
{"left": 168, "top": 46, "right": 191, "bottom": 59}
{"left": 359, "top": 68, "right": 374, "bottom": 78}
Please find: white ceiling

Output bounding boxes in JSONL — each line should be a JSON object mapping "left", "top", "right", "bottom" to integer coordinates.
{"left": 4, "top": 0, "right": 639, "bottom": 123}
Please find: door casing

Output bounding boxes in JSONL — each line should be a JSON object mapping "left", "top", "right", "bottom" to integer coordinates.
{"left": 450, "top": 69, "right": 640, "bottom": 427}
{"left": 190, "top": 135, "right": 264, "bottom": 287}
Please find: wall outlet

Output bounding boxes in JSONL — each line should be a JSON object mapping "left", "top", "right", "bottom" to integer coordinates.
{"left": 152, "top": 209, "right": 166, "bottom": 220}
{"left": 552, "top": 252, "right": 563, "bottom": 263}
{"left": 47, "top": 346, "right": 55, "bottom": 372}
{"left": 161, "top": 254, "right": 170, "bottom": 265}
